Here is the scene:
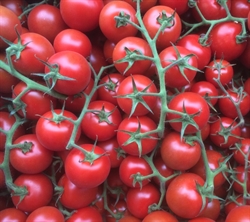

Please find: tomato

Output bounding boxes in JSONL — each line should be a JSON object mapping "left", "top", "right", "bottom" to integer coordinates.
{"left": 159, "top": 46, "right": 198, "bottom": 88}
{"left": 57, "top": 174, "right": 98, "bottom": 209}
{"left": 0, "top": 208, "right": 28, "bottom": 222}
{"left": 190, "top": 150, "right": 228, "bottom": 188}
{"left": 230, "top": 0, "right": 250, "bottom": 18}
{"left": 209, "top": 22, "right": 247, "bottom": 62}
{"left": 225, "top": 205, "right": 250, "bottom": 222}
{"left": 160, "top": 131, "right": 201, "bottom": 171}
{"left": 117, "top": 116, "right": 158, "bottom": 156}
{"left": 11, "top": 32, "right": 55, "bottom": 77}
{"left": 159, "top": 0, "right": 189, "bottom": 15}
{"left": 105, "top": 199, "right": 130, "bottom": 222}
{"left": 232, "top": 165, "right": 250, "bottom": 194}
{"left": 123, "top": 0, "right": 158, "bottom": 14}
{"left": 53, "top": 29, "right": 92, "bottom": 58}
{"left": 11, "top": 173, "right": 53, "bottom": 212}
{"left": 0, "top": 5, "right": 22, "bottom": 49}
{"left": 26, "top": 206, "right": 64, "bottom": 222}
{"left": 27, "top": 4, "right": 68, "bottom": 43}
{"left": 239, "top": 39, "right": 250, "bottom": 69}
{"left": 218, "top": 89, "right": 250, "bottom": 119}
{"left": 188, "top": 218, "right": 215, "bottom": 222}
{"left": 233, "top": 138, "right": 250, "bottom": 165}
{"left": 99, "top": 1, "right": 138, "bottom": 43}
{"left": 35, "top": 109, "right": 81, "bottom": 152}
{"left": 209, "top": 116, "right": 241, "bottom": 149}
{"left": 0, "top": 111, "right": 25, "bottom": 151}
{"left": 81, "top": 100, "right": 122, "bottom": 141}
{"left": 10, "top": 134, "right": 53, "bottom": 174}
{"left": 116, "top": 75, "right": 158, "bottom": 116}
{"left": 166, "top": 173, "right": 205, "bottom": 219}
{"left": 167, "top": 92, "right": 210, "bottom": 134}
{"left": 225, "top": 195, "right": 250, "bottom": 215}
{"left": 119, "top": 215, "right": 141, "bottom": 222}
{"left": 248, "top": 11, "right": 250, "bottom": 31}
{"left": 126, "top": 183, "right": 161, "bottom": 219}
{"left": 119, "top": 155, "right": 152, "bottom": 188}
{"left": 12, "top": 81, "right": 57, "bottom": 120}
{"left": 205, "top": 59, "right": 234, "bottom": 88}
{"left": 142, "top": 210, "right": 178, "bottom": 222}
{"left": 60, "top": 0, "right": 103, "bottom": 33}
{"left": 97, "top": 73, "right": 125, "bottom": 106}
{"left": 191, "top": 0, "right": 231, "bottom": 21}
{"left": 113, "top": 37, "right": 153, "bottom": 76}
{"left": 44, "top": 50, "right": 91, "bottom": 95}
{"left": 142, "top": 5, "right": 182, "bottom": 50}
{"left": 65, "top": 144, "right": 111, "bottom": 189}
{"left": 199, "top": 198, "right": 221, "bottom": 221}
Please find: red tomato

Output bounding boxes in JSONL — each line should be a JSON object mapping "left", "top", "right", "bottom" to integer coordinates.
{"left": 142, "top": 5, "right": 182, "bottom": 50}
{"left": 11, "top": 173, "right": 53, "bottom": 212}
{"left": 0, "top": 208, "right": 28, "bottom": 221}
{"left": 35, "top": 109, "right": 81, "bottom": 152}
{"left": 159, "top": 46, "right": 198, "bottom": 88}
{"left": 232, "top": 165, "right": 250, "bottom": 194}
{"left": 199, "top": 198, "right": 221, "bottom": 221}
{"left": 117, "top": 116, "right": 158, "bottom": 156}
{"left": 119, "top": 155, "right": 152, "bottom": 188}
{"left": 116, "top": 75, "right": 158, "bottom": 116}
{"left": 113, "top": 37, "right": 152, "bottom": 76}
{"left": 209, "top": 22, "right": 247, "bottom": 61}
{"left": 225, "top": 195, "right": 250, "bottom": 215}
{"left": 160, "top": 131, "right": 201, "bottom": 170}
{"left": 239, "top": 39, "right": 250, "bottom": 69}
{"left": 167, "top": 92, "right": 210, "bottom": 134}
{"left": 230, "top": 0, "right": 250, "bottom": 18}
{"left": 119, "top": 215, "right": 141, "bottom": 222}
{"left": 103, "top": 39, "right": 116, "bottom": 64}
{"left": 53, "top": 29, "right": 92, "bottom": 58}
{"left": 123, "top": 0, "right": 158, "bottom": 14}
{"left": 10, "top": 134, "right": 53, "bottom": 174}
{"left": 60, "top": 0, "right": 103, "bottom": 32}
{"left": 26, "top": 206, "right": 64, "bottom": 222}
{"left": 99, "top": 1, "right": 138, "bottom": 43}
{"left": 44, "top": 50, "right": 91, "bottom": 95}
{"left": 126, "top": 183, "right": 161, "bottom": 219}
{"left": 166, "top": 173, "right": 205, "bottom": 219}
{"left": 158, "top": 0, "right": 189, "bottom": 15}
{"left": 188, "top": 218, "right": 215, "bottom": 222}
{"left": 65, "top": 144, "right": 111, "bottom": 189}
{"left": 11, "top": 32, "right": 55, "bottom": 77}
{"left": 27, "top": 4, "right": 68, "bottom": 43}
{"left": 233, "top": 138, "right": 250, "bottom": 165}
{"left": 142, "top": 210, "right": 178, "bottom": 222}
{"left": 225, "top": 205, "right": 250, "bottom": 222}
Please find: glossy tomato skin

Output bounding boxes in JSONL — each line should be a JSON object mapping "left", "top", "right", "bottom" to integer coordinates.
{"left": 11, "top": 173, "right": 53, "bottom": 212}
{"left": 26, "top": 206, "right": 64, "bottom": 222}
{"left": 117, "top": 116, "right": 158, "bottom": 156}
{"left": 60, "top": 0, "right": 103, "bottom": 33}
{"left": 10, "top": 134, "right": 53, "bottom": 174}
{"left": 27, "top": 4, "right": 68, "bottom": 43}
{"left": 167, "top": 92, "right": 210, "bottom": 134}
{"left": 230, "top": 0, "right": 250, "bottom": 18}
{"left": 126, "top": 183, "right": 161, "bottom": 219}
{"left": 81, "top": 100, "right": 122, "bottom": 141}
{"left": 35, "top": 109, "right": 81, "bottom": 152}
{"left": 123, "top": 0, "right": 158, "bottom": 14}
{"left": 233, "top": 138, "right": 250, "bottom": 165}
{"left": 45, "top": 50, "right": 91, "bottom": 95}
{"left": 113, "top": 37, "right": 153, "bottom": 76}
{"left": 116, "top": 75, "right": 158, "bottom": 116}
{"left": 99, "top": 1, "right": 138, "bottom": 43}
{"left": 143, "top": 5, "right": 182, "bottom": 50}
{"left": 142, "top": 210, "right": 178, "bottom": 222}
{"left": 160, "top": 131, "right": 201, "bottom": 171}
{"left": 159, "top": 0, "right": 189, "bottom": 15}
{"left": 11, "top": 32, "right": 55, "bottom": 77}
{"left": 225, "top": 205, "right": 250, "bottom": 222}
{"left": 159, "top": 46, "right": 198, "bottom": 88}
{"left": 65, "top": 144, "right": 111, "bottom": 189}
{"left": 0, "top": 208, "right": 28, "bottom": 222}
{"left": 166, "top": 173, "right": 205, "bottom": 219}
{"left": 232, "top": 165, "right": 250, "bottom": 194}
{"left": 209, "top": 22, "right": 247, "bottom": 62}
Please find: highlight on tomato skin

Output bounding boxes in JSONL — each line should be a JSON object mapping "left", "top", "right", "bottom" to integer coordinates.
{"left": 0, "top": 0, "right": 249, "bottom": 221}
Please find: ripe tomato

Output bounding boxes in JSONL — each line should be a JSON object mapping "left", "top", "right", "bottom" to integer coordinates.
{"left": 44, "top": 50, "right": 91, "bottom": 95}
{"left": 160, "top": 131, "right": 201, "bottom": 171}
{"left": 159, "top": 0, "right": 189, "bottom": 15}
{"left": 27, "top": 4, "right": 68, "bottom": 43}
{"left": 99, "top": 1, "right": 138, "bottom": 43}
{"left": 166, "top": 173, "right": 205, "bottom": 219}
{"left": 117, "top": 116, "right": 158, "bottom": 156}
{"left": 81, "top": 100, "right": 122, "bottom": 141}
{"left": 116, "top": 75, "right": 158, "bottom": 116}
{"left": 0, "top": 208, "right": 28, "bottom": 222}
{"left": 11, "top": 173, "right": 53, "bottom": 212}
{"left": 123, "top": 0, "right": 158, "bottom": 14}
{"left": 10, "top": 134, "right": 53, "bottom": 174}
{"left": 233, "top": 138, "right": 250, "bottom": 165}
{"left": 126, "top": 183, "right": 161, "bottom": 219}
{"left": 143, "top": 5, "right": 182, "bottom": 50}
{"left": 65, "top": 144, "right": 111, "bottom": 189}
{"left": 167, "top": 92, "right": 210, "bottom": 134}
{"left": 159, "top": 46, "right": 198, "bottom": 88}
{"left": 239, "top": 39, "right": 250, "bottom": 69}
{"left": 230, "top": 0, "right": 250, "bottom": 18}
{"left": 232, "top": 165, "right": 250, "bottom": 194}
{"left": 113, "top": 37, "right": 152, "bottom": 76}
{"left": 225, "top": 205, "right": 250, "bottom": 222}
{"left": 142, "top": 210, "right": 178, "bottom": 222}
{"left": 35, "top": 109, "right": 81, "bottom": 152}
{"left": 60, "top": 0, "right": 103, "bottom": 32}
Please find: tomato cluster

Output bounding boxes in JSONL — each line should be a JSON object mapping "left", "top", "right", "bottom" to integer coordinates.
{"left": 0, "top": 0, "right": 250, "bottom": 221}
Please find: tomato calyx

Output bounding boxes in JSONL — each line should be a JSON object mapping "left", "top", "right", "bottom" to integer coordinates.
{"left": 90, "top": 105, "right": 118, "bottom": 124}
{"left": 157, "top": 10, "right": 176, "bottom": 29}
{"left": 115, "top": 11, "right": 131, "bottom": 28}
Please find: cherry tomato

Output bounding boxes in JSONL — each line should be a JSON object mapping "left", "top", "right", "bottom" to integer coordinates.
{"left": 0, "top": 208, "right": 28, "bottom": 222}
{"left": 142, "top": 210, "right": 178, "bottom": 222}
{"left": 225, "top": 205, "right": 250, "bottom": 222}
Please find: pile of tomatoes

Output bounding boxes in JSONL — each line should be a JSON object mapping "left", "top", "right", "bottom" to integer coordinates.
{"left": 0, "top": 0, "right": 250, "bottom": 221}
